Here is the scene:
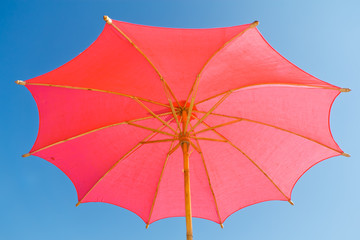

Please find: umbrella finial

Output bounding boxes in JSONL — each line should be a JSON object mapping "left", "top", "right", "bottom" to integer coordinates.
{"left": 146, "top": 224, "right": 149, "bottom": 229}
{"left": 342, "top": 152, "right": 351, "bottom": 157}
{"left": 250, "top": 20, "right": 259, "bottom": 28}
{"left": 339, "top": 88, "right": 351, "bottom": 92}
{"left": 289, "top": 200, "right": 294, "bottom": 205}
{"left": 22, "top": 153, "right": 31, "bottom": 157}
{"left": 15, "top": 80, "right": 26, "bottom": 85}
{"left": 220, "top": 224, "right": 224, "bottom": 229}
{"left": 103, "top": 15, "right": 112, "bottom": 24}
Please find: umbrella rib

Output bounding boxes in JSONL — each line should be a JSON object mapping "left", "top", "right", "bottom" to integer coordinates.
{"left": 193, "top": 110, "right": 345, "bottom": 155}
{"left": 183, "top": 75, "right": 201, "bottom": 133}
{"left": 196, "top": 83, "right": 344, "bottom": 105}
{"left": 160, "top": 80, "right": 182, "bottom": 131}
{"left": 199, "top": 120, "right": 294, "bottom": 205}
{"left": 21, "top": 82, "right": 169, "bottom": 108}
{"left": 133, "top": 97, "right": 177, "bottom": 134}
{"left": 194, "top": 119, "right": 243, "bottom": 134}
{"left": 146, "top": 141, "right": 180, "bottom": 228}
{"left": 107, "top": 20, "right": 181, "bottom": 107}
{"left": 189, "top": 91, "right": 233, "bottom": 132}
{"left": 76, "top": 118, "right": 174, "bottom": 206}
{"left": 22, "top": 112, "right": 173, "bottom": 157}
{"left": 140, "top": 139, "right": 178, "bottom": 144}
{"left": 189, "top": 137, "right": 227, "bottom": 143}
{"left": 127, "top": 122, "right": 176, "bottom": 137}
{"left": 184, "top": 21, "right": 259, "bottom": 106}
{"left": 190, "top": 125, "right": 224, "bottom": 227}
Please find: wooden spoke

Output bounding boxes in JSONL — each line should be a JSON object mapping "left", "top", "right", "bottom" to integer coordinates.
{"left": 189, "top": 136, "right": 227, "bottom": 143}
{"left": 160, "top": 78, "right": 181, "bottom": 131}
{"left": 190, "top": 125, "right": 223, "bottom": 226}
{"left": 146, "top": 141, "right": 177, "bottom": 228}
{"left": 133, "top": 97, "right": 177, "bottom": 134}
{"left": 194, "top": 119, "right": 243, "bottom": 134}
{"left": 107, "top": 18, "right": 181, "bottom": 108}
{"left": 76, "top": 119, "right": 173, "bottom": 206}
{"left": 200, "top": 120, "right": 293, "bottom": 204}
{"left": 196, "top": 83, "right": 341, "bottom": 105}
{"left": 185, "top": 21, "right": 259, "bottom": 105}
{"left": 168, "top": 143, "right": 181, "bottom": 156}
{"left": 184, "top": 75, "right": 200, "bottom": 133}
{"left": 127, "top": 122, "right": 176, "bottom": 137}
{"left": 190, "top": 91, "right": 232, "bottom": 132}
{"left": 22, "top": 112, "right": 173, "bottom": 157}
{"left": 194, "top": 110, "right": 344, "bottom": 155}
{"left": 189, "top": 141, "right": 201, "bottom": 153}
{"left": 140, "top": 139, "right": 177, "bottom": 144}
{"left": 22, "top": 82, "right": 169, "bottom": 108}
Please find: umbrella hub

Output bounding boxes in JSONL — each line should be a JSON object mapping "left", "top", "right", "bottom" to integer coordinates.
{"left": 179, "top": 132, "right": 190, "bottom": 146}
{"left": 173, "top": 101, "right": 198, "bottom": 121}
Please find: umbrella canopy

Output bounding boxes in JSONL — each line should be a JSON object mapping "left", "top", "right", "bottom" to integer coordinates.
{"left": 17, "top": 16, "right": 349, "bottom": 239}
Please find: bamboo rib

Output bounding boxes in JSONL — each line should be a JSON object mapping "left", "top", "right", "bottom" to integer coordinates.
{"left": 189, "top": 141, "right": 201, "bottom": 153}
{"left": 146, "top": 141, "right": 176, "bottom": 228}
{"left": 168, "top": 143, "right": 181, "bottom": 156}
{"left": 23, "top": 82, "right": 169, "bottom": 108}
{"left": 190, "top": 124, "right": 223, "bottom": 227}
{"left": 184, "top": 20, "right": 259, "bottom": 106}
{"left": 127, "top": 122, "right": 176, "bottom": 137}
{"left": 76, "top": 120, "right": 173, "bottom": 206}
{"left": 162, "top": 80, "right": 181, "bottom": 108}
{"left": 194, "top": 110, "right": 344, "bottom": 155}
{"left": 133, "top": 97, "right": 177, "bottom": 134}
{"left": 140, "top": 139, "right": 177, "bottom": 144}
{"left": 184, "top": 75, "right": 201, "bottom": 133}
{"left": 160, "top": 78, "right": 181, "bottom": 131}
{"left": 22, "top": 112, "right": 173, "bottom": 157}
{"left": 196, "top": 83, "right": 343, "bottom": 105}
{"left": 190, "top": 91, "right": 232, "bottom": 132}
{"left": 199, "top": 120, "right": 293, "bottom": 204}
{"left": 189, "top": 137, "right": 227, "bottom": 143}
{"left": 184, "top": 75, "right": 200, "bottom": 108}
{"left": 194, "top": 119, "right": 243, "bottom": 134}
{"left": 108, "top": 20, "right": 180, "bottom": 107}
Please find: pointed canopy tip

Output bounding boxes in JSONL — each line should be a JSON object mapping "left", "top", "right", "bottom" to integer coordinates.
{"left": 103, "top": 15, "right": 112, "bottom": 24}
{"left": 342, "top": 152, "right": 351, "bottom": 157}
{"left": 250, "top": 20, "right": 259, "bottom": 28}
{"left": 15, "top": 80, "right": 26, "bottom": 86}
{"left": 22, "top": 153, "right": 31, "bottom": 158}
{"left": 340, "top": 88, "right": 351, "bottom": 92}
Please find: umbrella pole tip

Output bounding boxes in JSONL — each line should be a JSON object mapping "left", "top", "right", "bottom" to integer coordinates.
{"left": 22, "top": 153, "right": 31, "bottom": 157}
{"left": 146, "top": 224, "right": 149, "bottom": 229}
{"left": 15, "top": 80, "right": 26, "bottom": 85}
{"left": 103, "top": 15, "right": 112, "bottom": 24}
{"left": 289, "top": 200, "right": 294, "bottom": 205}
{"left": 250, "top": 21, "right": 259, "bottom": 28}
{"left": 75, "top": 202, "right": 81, "bottom": 207}
{"left": 342, "top": 152, "right": 351, "bottom": 157}
{"left": 220, "top": 224, "right": 224, "bottom": 229}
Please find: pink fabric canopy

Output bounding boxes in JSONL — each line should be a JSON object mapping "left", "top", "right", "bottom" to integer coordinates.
{"left": 21, "top": 18, "right": 347, "bottom": 226}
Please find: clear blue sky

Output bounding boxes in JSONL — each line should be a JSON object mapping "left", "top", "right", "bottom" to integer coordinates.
{"left": 1, "top": 0, "right": 359, "bottom": 239}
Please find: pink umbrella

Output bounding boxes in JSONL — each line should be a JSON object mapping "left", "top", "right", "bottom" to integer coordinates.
{"left": 17, "top": 16, "right": 350, "bottom": 240}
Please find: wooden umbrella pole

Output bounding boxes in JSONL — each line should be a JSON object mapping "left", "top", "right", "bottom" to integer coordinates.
{"left": 181, "top": 110, "right": 193, "bottom": 240}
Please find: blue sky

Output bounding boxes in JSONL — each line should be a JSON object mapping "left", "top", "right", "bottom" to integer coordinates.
{"left": 1, "top": 0, "right": 359, "bottom": 239}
